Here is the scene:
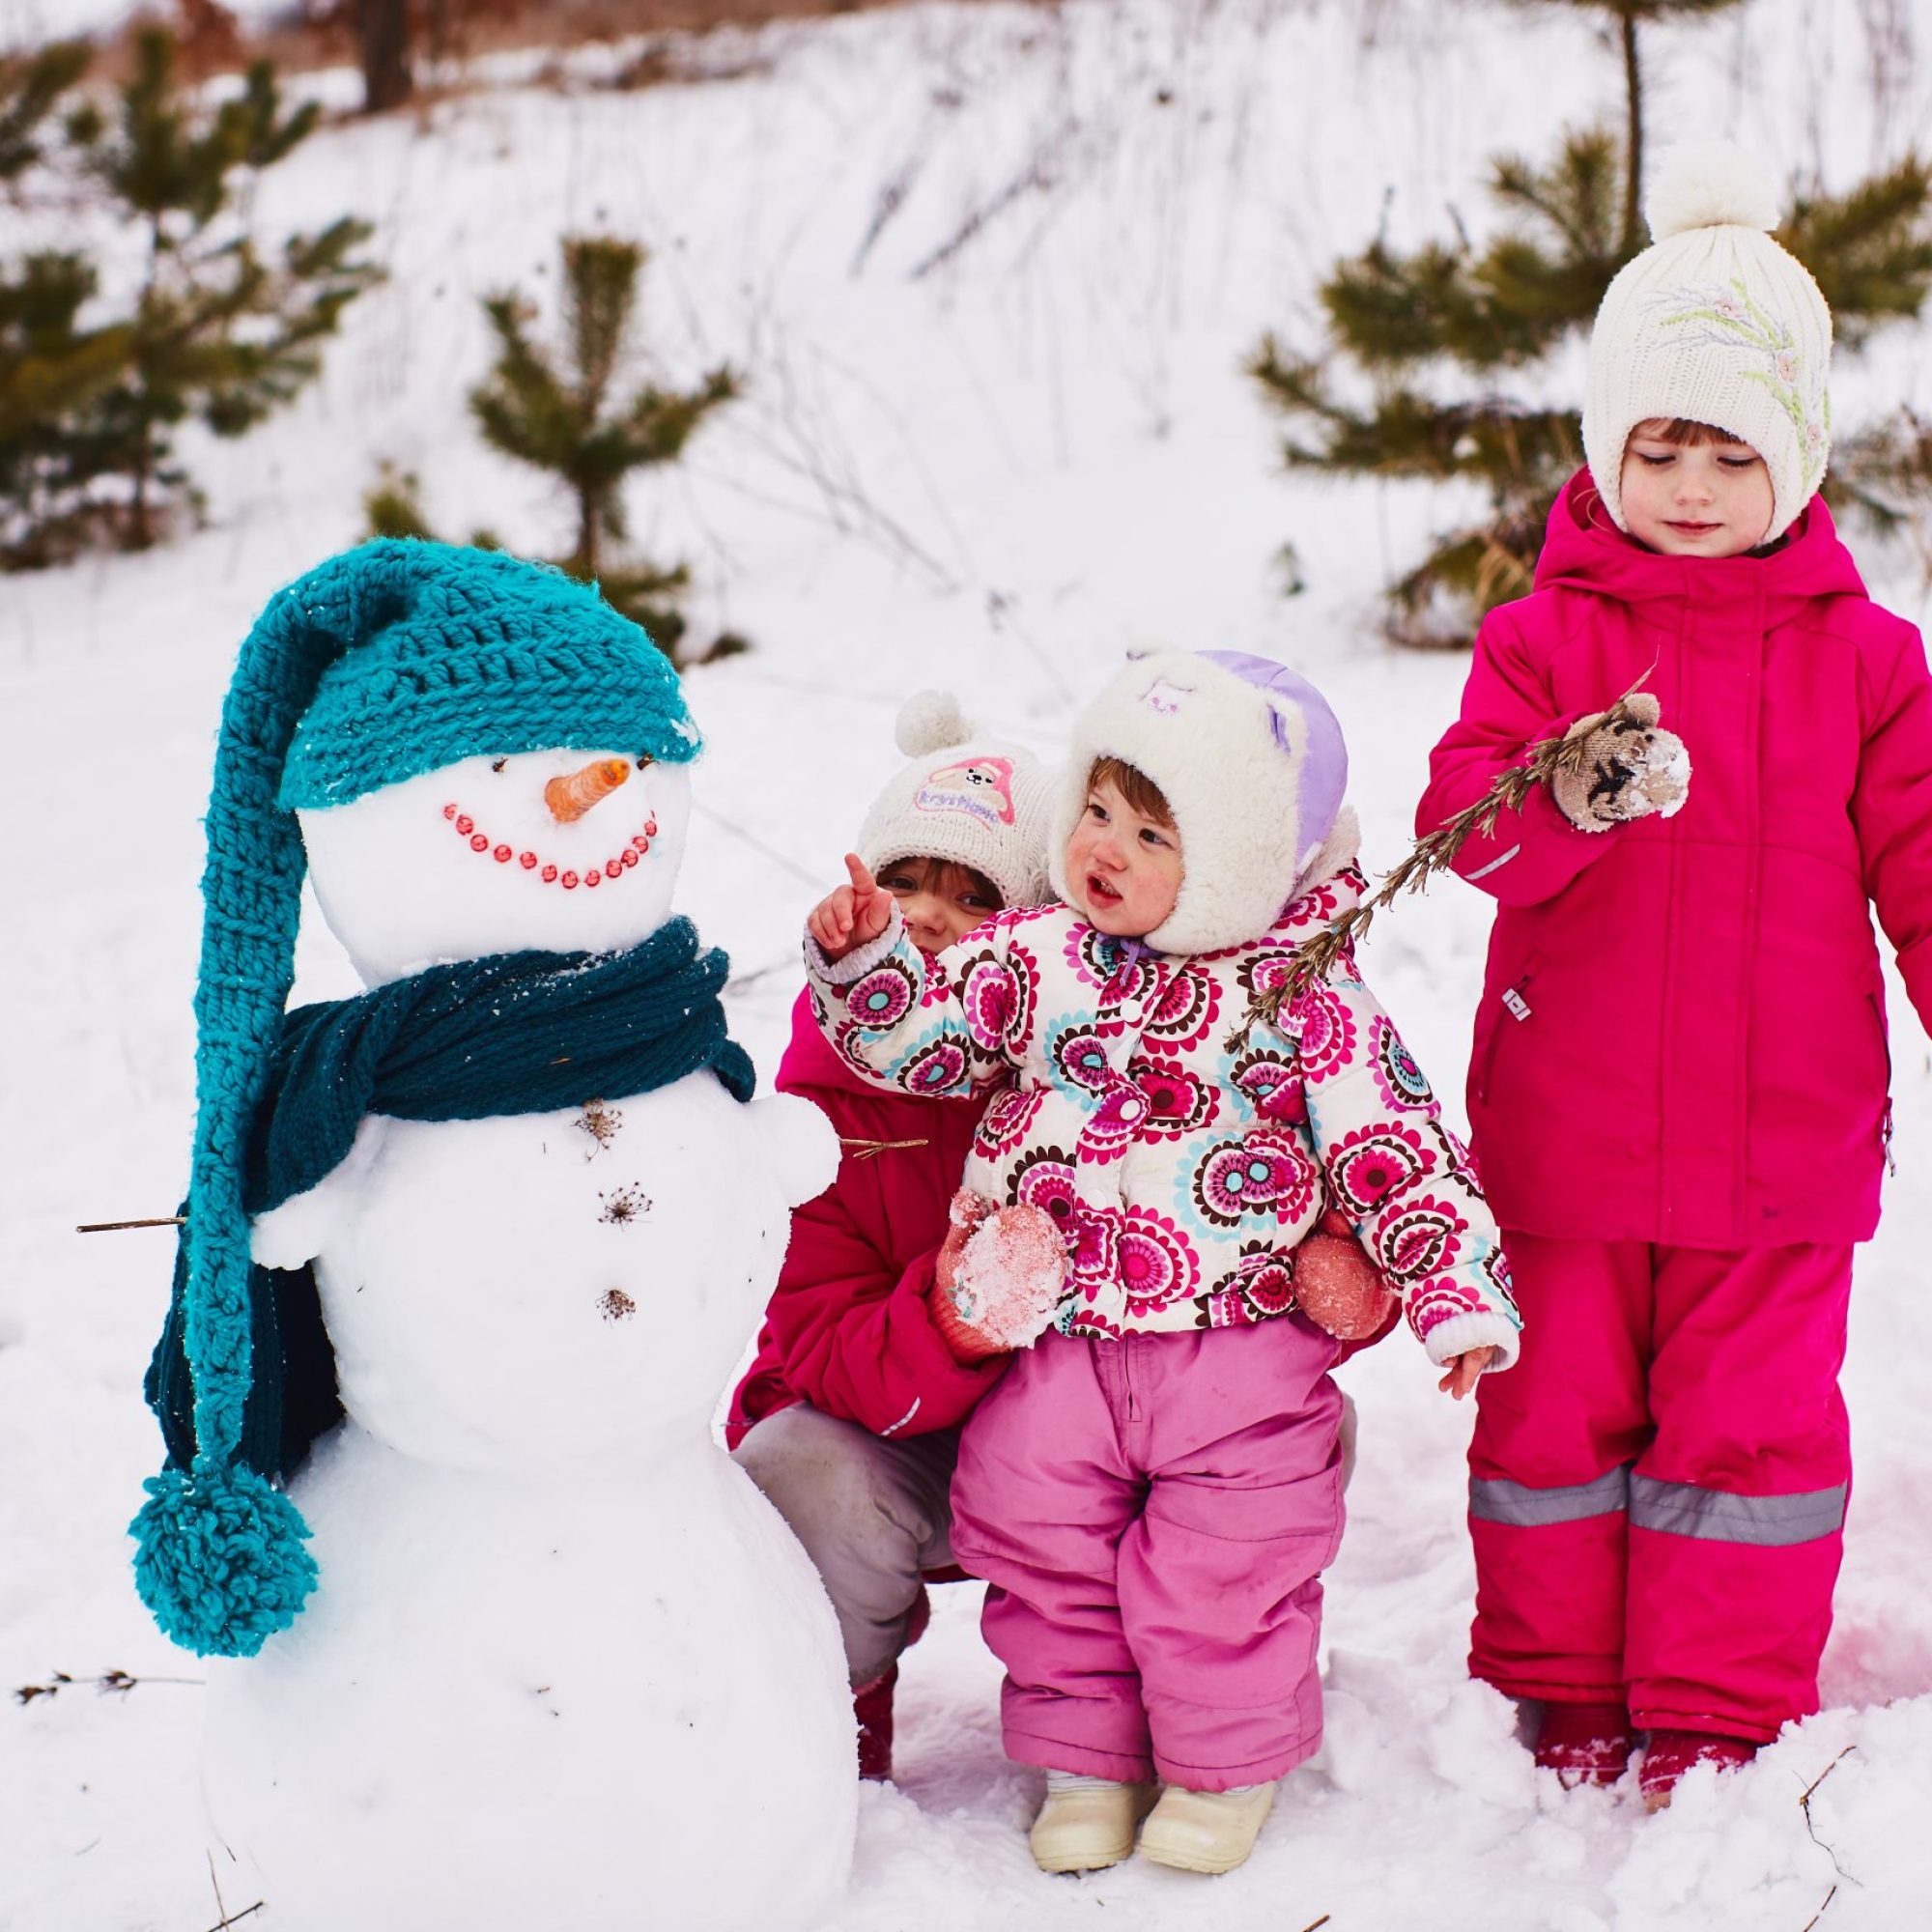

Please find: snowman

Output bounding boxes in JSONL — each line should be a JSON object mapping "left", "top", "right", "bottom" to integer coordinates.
{"left": 132, "top": 541, "right": 854, "bottom": 1931}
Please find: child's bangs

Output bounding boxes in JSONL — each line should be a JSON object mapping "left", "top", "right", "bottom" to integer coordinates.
{"left": 1089, "top": 755, "right": 1175, "bottom": 826}
{"left": 1632, "top": 417, "right": 1752, "bottom": 449}
{"left": 879, "top": 853, "right": 1002, "bottom": 905}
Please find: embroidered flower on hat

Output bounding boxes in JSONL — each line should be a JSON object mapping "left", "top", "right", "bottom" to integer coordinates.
{"left": 1650, "top": 275, "right": 1828, "bottom": 490}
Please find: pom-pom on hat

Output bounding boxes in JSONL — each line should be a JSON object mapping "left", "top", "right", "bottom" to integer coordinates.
{"left": 1049, "top": 648, "right": 1357, "bottom": 955}
{"left": 1584, "top": 140, "right": 1833, "bottom": 543}
{"left": 131, "top": 540, "right": 697, "bottom": 1659}
{"left": 855, "top": 691, "right": 1054, "bottom": 912}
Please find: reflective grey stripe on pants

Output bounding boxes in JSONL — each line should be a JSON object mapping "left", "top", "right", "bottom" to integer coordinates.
{"left": 1469, "top": 1463, "right": 1630, "bottom": 1527}
{"left": 1629, "top": 1475, "right": 1848, "bottom": 1547}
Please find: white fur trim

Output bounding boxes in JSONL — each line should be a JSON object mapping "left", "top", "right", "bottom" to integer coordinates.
{"left": 1290, "top": 805, "right": 1361, "bottom": 901}
{"left": 1049, "top": 649, "right": 1342, "bottom": 956}
{"left": 1646, "top": 140, "right": 1779, "bottom": 240}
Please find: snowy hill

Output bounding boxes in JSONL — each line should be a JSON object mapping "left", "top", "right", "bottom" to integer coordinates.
{"left": 5, "top": 2, "right": 1932, "bottom": 1926}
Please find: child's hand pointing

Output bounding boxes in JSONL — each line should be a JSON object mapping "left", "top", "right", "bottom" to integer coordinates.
{"left": 808, "top": 853, "right": 896, "bottom": 961}
{"left": 1438, "top": 1347, "right": 1499, "bottom": 1400}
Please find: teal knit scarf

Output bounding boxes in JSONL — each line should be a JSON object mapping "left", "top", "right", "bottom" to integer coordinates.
{"left": 136, "top": 917, "right": 753, "bottom": 1652}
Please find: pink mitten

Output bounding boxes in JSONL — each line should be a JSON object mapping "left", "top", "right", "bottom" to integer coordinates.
{"left": 1293, "top": 1208, "right": 1399, "bottom": 1342}
{"left": 930, "top": 1189, "right": 1066, "bottom": 1363}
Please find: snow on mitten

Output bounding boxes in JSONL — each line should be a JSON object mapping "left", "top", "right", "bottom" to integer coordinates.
{"left": 1551, "top": 693, "right": 1691, "bottom": 833}
{"left": 930, "top": 1189, "right": 1066, "bottom": 1363}
{"left": 1293, "top": 1208, "right": 1399, "bottom": 1342}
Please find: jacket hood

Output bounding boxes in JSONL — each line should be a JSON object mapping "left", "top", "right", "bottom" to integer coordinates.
{"left": 1536, "top": 469, "right": 1866, "bottom": 619}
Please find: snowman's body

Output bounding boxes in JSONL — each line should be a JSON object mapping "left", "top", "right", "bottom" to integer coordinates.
{"left": 202, "top": 752, "right": 853, "bottom": 1931}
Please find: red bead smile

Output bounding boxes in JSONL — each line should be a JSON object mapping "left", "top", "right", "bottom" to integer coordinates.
{"left": 444, "top": 801, "right": 653, "bottom": 887}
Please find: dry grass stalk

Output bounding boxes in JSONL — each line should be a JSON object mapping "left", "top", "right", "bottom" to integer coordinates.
{"left": 1225, "top": 687, "right": 1652, "bottom": 1053}
{"left": 1799, "top": 1744, "right": 1860, "bottom": 1887}
{"left": 838, "top": 1136, "right": 928, "bottom": 1161}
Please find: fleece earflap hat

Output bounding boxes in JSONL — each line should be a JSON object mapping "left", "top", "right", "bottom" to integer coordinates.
{"left": 131, "top": 539, "right": 699, "bottom": 1660}
{"left": 1049, "top": 648, "right": 1357, "bottom": 955}
{"left": 1584, "top": 139, "right": 1833, "bottom": 544}
{"left": 858, "top": 692, "right": 1055, "bottom": 911}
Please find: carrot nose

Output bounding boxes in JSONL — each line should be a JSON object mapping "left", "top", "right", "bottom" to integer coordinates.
{"left": 546, "top": 757, "right": 630, "bottom": 823}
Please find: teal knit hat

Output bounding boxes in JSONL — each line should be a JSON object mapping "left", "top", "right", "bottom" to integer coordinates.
{"left": 131, "top": 539, "right": 699, "bottom": 1658}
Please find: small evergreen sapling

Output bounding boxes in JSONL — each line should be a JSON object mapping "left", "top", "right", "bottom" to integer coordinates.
{"left": 57, "top": 27, "right": 383, "bottom": 550}
{"left": 1250, "top": 0, "right": 1932, "bottom": 645}
{"left": 468, "top": 235, "right": 743, "bottom": 665}
{"left": 0, "top": 38, "right": 91, "bottom": 187}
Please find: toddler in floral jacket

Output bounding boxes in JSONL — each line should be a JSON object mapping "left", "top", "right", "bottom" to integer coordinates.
{"left": 807, "top": 648, "right": 1521, "bottom": 1875}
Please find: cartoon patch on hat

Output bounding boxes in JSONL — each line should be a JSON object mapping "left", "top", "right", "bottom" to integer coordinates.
{"left": 915, "top": 754, "right": 1017, "bottom": 829}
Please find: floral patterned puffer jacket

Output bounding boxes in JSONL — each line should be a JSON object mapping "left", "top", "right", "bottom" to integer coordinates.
{"left": 809, "top": 865, "right": 1521, "bottom": 1364}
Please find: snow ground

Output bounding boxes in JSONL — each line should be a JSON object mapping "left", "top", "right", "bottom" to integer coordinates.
{"left": 4, "top": 1, "right": 1932, "bottom": 1926}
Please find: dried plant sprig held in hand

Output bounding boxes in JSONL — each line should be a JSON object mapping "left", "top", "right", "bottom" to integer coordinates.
{"left": 1226, "top": 685, "right": 1655, "bottom": 1051}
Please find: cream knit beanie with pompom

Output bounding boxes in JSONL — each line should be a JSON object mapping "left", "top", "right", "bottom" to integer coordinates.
{"left": 855, "top": 692, "right": 1054, "bottom": 911}
{"left": 1584, "top": 140, "right": 1833, "bottom": 543}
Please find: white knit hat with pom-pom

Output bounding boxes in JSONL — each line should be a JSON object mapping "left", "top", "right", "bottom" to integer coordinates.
{"left": 1584, "top": 140, "right": 1833, "bottom": 543}
{"left": 855, "top": 692, "right": 1055, "bottom": 911}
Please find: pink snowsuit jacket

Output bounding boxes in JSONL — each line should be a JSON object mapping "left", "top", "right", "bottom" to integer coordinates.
{"left": 724, "top": 989, "right": 1004, "bottom": 1450}
{"left": 1419, "top": 470, "right": 1932, "bottom": 1248}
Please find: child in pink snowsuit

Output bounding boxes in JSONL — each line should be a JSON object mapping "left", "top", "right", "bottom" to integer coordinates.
{"left": 809, "top": 649, "right": 1522, "bottom": 1875}
{"left": 1417, "top": 145, "right": 1932, "bottom": 1807}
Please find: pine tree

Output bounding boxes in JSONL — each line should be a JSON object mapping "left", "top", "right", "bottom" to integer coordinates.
{"left": 53, "top": 27, "right": 383, "bottom": 550}
{"left": 0, "top": 43, "right": 131, "bottom": 563}
{"left": 469, "top": 235, "right": 742, "bottom": 663}
{"left": 1250, "top": 0, "right": 1932, "bottom": 644}
{"left": 0, "top": 254, "right": 138, "bottom": 564}
{"left": 0, "top": 38, "right": 91, "bottom": 186}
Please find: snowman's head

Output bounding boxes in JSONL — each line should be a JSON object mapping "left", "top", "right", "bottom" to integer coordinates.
{"left": 303, "top": 750, "right": 695, "bottom": 984}
{"left": 139, "top": 539, "right": 707, "bottom": 1660}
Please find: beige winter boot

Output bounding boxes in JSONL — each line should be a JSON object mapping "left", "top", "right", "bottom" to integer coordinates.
{"left": 1028, "top": 1774, "right": 1158, "bottom": 1874}
{"left": 1136, "top": 1779, "right": 1279, "bottom": 1874}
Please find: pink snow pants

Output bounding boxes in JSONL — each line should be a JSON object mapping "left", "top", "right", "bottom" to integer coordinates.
{"left": 949, "top": 1321, "right": 1345, "bottom": 1791}
{"left": 1469, "top": 1234, "right": 1853, "bottom": 1744}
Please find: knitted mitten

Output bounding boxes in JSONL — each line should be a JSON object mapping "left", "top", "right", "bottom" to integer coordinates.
{"left": 930, "top": 1189, "right": 1066, "bottom": 1363}
{"left": 1293, "top": 1208, "right": 1399, "bottom": 1341}
{"left": 1551, "top": 693, "right": 1691, "bottom": 832}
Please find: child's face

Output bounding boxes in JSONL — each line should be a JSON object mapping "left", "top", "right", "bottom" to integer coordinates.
{"left": 877, "top": 856, "right": 1002, "bottom": 952}
{"left": 1618, "top": 424, "right": 1776, "bottom": 557}
{"left": 1063, "top": 777, "right": 1184, "bottom": 938}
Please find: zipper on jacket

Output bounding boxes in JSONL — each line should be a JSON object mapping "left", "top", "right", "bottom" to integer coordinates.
{"left": 1871, "top": 992, "right": 1895, "bottom": 1177}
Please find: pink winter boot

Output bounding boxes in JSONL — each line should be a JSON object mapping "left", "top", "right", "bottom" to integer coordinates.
{"left": 853, "top": 1667, "right": 897, "bottom": 1782}
{"left": 1533, "top": 1700, "right": 1634, "bottom": 1789}
{"left": 1638, "top": 1730, "right": 1758, "bottom": 1810}
{"left": 853, "top": 1585, "right": 933, "bottom": 1781}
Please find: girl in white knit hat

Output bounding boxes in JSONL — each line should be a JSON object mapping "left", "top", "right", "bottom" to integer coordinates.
{"left": 725, "top": 695, "right": 1055, "bottom": 1784}
{"left": 1418, "top": 141, "right": 1932, "bottom": 1807}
